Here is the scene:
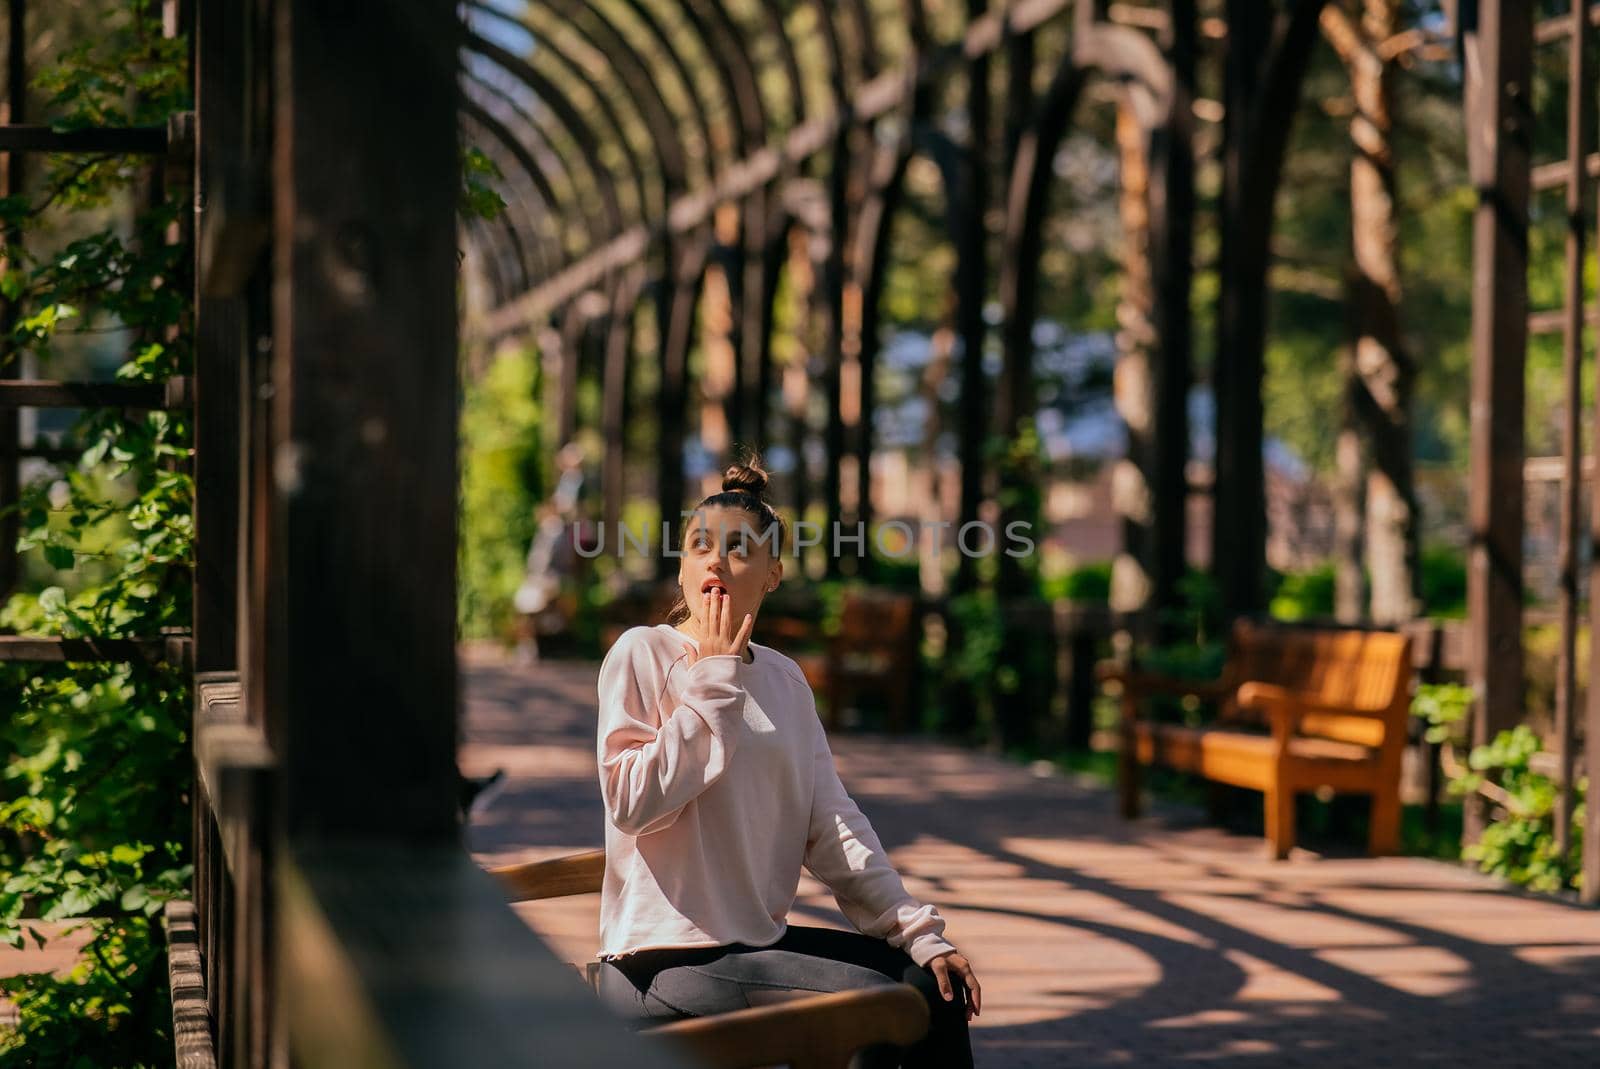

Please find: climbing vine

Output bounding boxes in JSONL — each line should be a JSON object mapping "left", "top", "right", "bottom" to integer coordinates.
{"left": 0, "top": 4, "right": 192, "bottom": 1065}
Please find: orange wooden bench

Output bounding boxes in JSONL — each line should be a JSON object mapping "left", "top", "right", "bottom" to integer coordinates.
{"left": 487, "top": 850, "right": 929, "bottom": 1069}
{"left": 1103, "top": 620, "right": 1413, "bottom": 859}
{"left": 761, "top": 589, "right": 919, "bottom": 732}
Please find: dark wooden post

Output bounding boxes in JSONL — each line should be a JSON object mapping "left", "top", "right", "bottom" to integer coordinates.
{"left": 269, "top": 0, "right": 462, "bottom": 839}
{"left": 1552, "top": 0, "right": 1594, "bottom": 882}
{"left": 954, "top": 0, "right": 992, "bottom": 598}
{"left": 820, "top": 130, "right": 850, "bottom": 580}
{"left": 192, "top": 0, "right": 243, "bottom": 675}
{"left": 601, "top": 270, "right": 643, "bottom": 544}
{"left": 655, "top": 235, "right": 706, "bottom": 578}
{"left": 0, "top": 0, "right": 25, "bottom": 605}
{"left": 1147, "top": 0, "right": 1195, "bottom": 635}
{"left": 1461, "top": 0, "right": 1530, "bottom": 847}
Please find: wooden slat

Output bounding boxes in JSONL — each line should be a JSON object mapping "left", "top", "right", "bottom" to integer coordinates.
{"left": 280, "top": 845, "right": 695, "bottom": 1068}
{"left": 1530, "top": 151, "right": 1600, "bottom": 192}
{"left": 1535, "top": 4, "right": 1600, "bottom": 45}
{"left": 651, "top": 985, "right": 929, "bottom": 1069}
{"left": 0, "top": 634, "right": 171, "bottom": 662}
{"left": 0, "top": 376, "right": 190, "bottom": 409}
{"left": 1133, "top": 723, "right": 1275, "bottom": 790}
{"left": 1527, "top": 305, "right": 1600, "bottom": 334}
{"left": 490, "top": 850, "right": 605, "bottom": 902}
{"left": 0, "top": 123, "right": 168, "bottom": 153}
{"left": 165, "top": 900, "right": 220, "bottom": 1069}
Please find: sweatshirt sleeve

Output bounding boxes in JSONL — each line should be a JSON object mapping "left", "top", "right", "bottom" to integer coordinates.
{"left": 801, "top": 713, "right": 958, "bottom": 968}
{"left": 596, "top": 629, "right": 747, "bottom": 836}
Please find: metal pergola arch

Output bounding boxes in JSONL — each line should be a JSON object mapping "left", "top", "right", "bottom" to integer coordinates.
{"left": 456, "top": 0, "right": 1205, "bottom": 596}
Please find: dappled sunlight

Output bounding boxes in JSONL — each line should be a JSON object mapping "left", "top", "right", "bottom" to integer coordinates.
{"left": 463, "top": 649, "right": 1600, "bottom": 1065}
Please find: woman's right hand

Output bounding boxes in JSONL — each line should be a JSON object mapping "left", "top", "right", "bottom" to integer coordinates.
{"left": 684, "top": 591, "right": 754, "bottom": 664}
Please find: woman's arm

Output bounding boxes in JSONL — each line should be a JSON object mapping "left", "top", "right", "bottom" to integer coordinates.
{"left": 596, "top": 629, "right": 747, "bottom": 835}
{"left": 801, "top": 714, "right": 958, "bottom": 968}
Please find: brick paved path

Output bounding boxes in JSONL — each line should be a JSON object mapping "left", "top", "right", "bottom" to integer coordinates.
{"left": 464, "top": 645, "right": 1600, "bottom": 1067}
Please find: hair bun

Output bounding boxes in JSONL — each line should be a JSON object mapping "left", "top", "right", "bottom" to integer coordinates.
{"left": 722, "top": 456, "right": 770, "bottom": 497}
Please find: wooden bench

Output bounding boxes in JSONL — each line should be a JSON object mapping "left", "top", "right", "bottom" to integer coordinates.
{"left": 761, "top": 589, "right": 919, "bottom": 733}
{"left": 487, "top": 850, "right": 930, "bottom": 1069}
{"left": 1104, "top": 620, "right": 1413, "bottom": 859}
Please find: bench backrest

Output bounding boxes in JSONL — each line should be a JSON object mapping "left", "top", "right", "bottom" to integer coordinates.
{"left": 835, "top": 590, "right": 917, "bottom": 654}
{"left": 1224, "top": 621, "right": 1413, "bottom": 748}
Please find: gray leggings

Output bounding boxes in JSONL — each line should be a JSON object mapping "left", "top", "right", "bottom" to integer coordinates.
{"left": 596, "top": 924, "right": 974, "bottom": 1069}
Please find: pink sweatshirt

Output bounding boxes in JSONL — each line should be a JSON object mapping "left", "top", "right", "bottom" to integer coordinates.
{"left": 594, "top": 622, "right": 957, "bottom": 968}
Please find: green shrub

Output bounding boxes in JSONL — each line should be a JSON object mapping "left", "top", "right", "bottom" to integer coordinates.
{"left": 0, "top": 6, "right": 195, "bottom": 1062}
{"left": 1042, "top": 561, "right": 1112, "bottom": 604}
{"left": 457, "top": 345, "right": 544, "bottom": 642}
{"left": 1411, "top": 681, "right": 1474, "bottom": 744}
{"left": 1268, "top": 562, "right": 1337, "bottom": 621}
{"left": 1420, "top": 544, "right": 1467, "bottom": 618}
{"left": 1448, "top": 725, "right": 1585, "bottom": 894}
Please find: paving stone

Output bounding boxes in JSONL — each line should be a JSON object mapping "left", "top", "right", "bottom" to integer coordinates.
{"left": 465, "top": 644, "right": 1600, "bottom": 1066}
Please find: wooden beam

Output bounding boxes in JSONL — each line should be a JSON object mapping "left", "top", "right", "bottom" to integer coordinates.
{"left": 0, "top": 123, "right": 168, "bottom": 153}
{"left": 0, "top": 633, "right": 177, "bottom": 663}
{"left": 0, "top": 376, "right": 190, "bottom": 408}
{"left": 279, "top": 846, "right": 696, "bottom": 1068}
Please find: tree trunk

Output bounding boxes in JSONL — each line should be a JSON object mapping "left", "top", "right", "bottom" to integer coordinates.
{"left": 1211, "top": 0, "right": 1328, "bottom": 622}
{"left": 1113, "top": 105, "right": 1159, "bottom": 615}
{"left": 1333, "top": 379, "right": 1365, "bottom": 622}
{"left": 1325, "top": 0, "right": 1418, "bottom": 624}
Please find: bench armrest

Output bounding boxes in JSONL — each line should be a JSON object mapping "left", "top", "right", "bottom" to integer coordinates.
{"left": 651, "top": 983, "right": 930, "bottom": 1069}
{"left": 1234, "top": 681, "right": 1307, "bottom": 745}
{"left": 489, "top": 849, "right": 606, "bottom": 902}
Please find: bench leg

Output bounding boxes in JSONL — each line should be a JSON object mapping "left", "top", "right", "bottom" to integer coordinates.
{"left": 1368, "top": 787, "right": 1401, "bottom": 856}
{"left": 1118, "top": 712, "right": 1142, "bottom": 820}
{"left": 1264, "top": 784, "right": 1295, "bottom": 860}
{"left": 1206, "top": 782, "right": 1231, "bottom": 824}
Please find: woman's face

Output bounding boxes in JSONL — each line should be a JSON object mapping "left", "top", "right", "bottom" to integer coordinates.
{"left": 677, "top": 505, "right": 782, "bottom": 639}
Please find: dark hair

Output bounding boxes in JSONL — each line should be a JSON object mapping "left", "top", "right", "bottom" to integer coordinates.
{"left": 664, "top": 453, "right": 786, "bottom": 626}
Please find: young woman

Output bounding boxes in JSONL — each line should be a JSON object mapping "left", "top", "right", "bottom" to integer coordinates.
{"left": 593, "top": 457, "right": 980, "bottom": 1068}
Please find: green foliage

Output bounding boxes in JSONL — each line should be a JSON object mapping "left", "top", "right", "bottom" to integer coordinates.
{"left": 1448, "top": 726, "right": 1586, "bottom": 895}
{"left": 0, "top": 921, "right": 173, "bottom": 1069}
{"left": 1419, "top": 545, "right": 1467, "bottom": 618}
{"left": 459, "top": 146, "right": 508, "bottom": 224}
{"left": 940, "top": 587, "right": 1003, "bottom": 736}
{"left": 457, "top": 344, "right": 545, "bottom": 642}
{"left": 0, "top": 5, "right": 197, "bottom": 1062}
{"left": 1041, "top": 560, "right": 1112, "bottom": 604}
{"left": 863, "top": 537, "right": 921, "bottom": 592}
{"left": 1268, "top": 562, "right": 1337, "bottom": 621}
{"left": 1170, "top": 569, "right": 1222, "bottom": 644}
{"left": 1411, "top": 682, "right": 1474, "bottom": 744}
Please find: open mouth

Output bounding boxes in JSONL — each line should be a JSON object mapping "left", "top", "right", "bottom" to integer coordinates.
{"left": 700, "top": 578, "right": 729, "bottom": 596}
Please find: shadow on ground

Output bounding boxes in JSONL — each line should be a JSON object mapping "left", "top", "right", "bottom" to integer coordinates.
{"left": 460, "top": 645, "right": 1600, "bottom": 1068}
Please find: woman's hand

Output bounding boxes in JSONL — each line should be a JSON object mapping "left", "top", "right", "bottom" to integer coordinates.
{"left": 928, "top": 949, "right": 981, "bottom": 1022}
{"left": 684, "top": 591, "right": 754, "bottom": 664}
